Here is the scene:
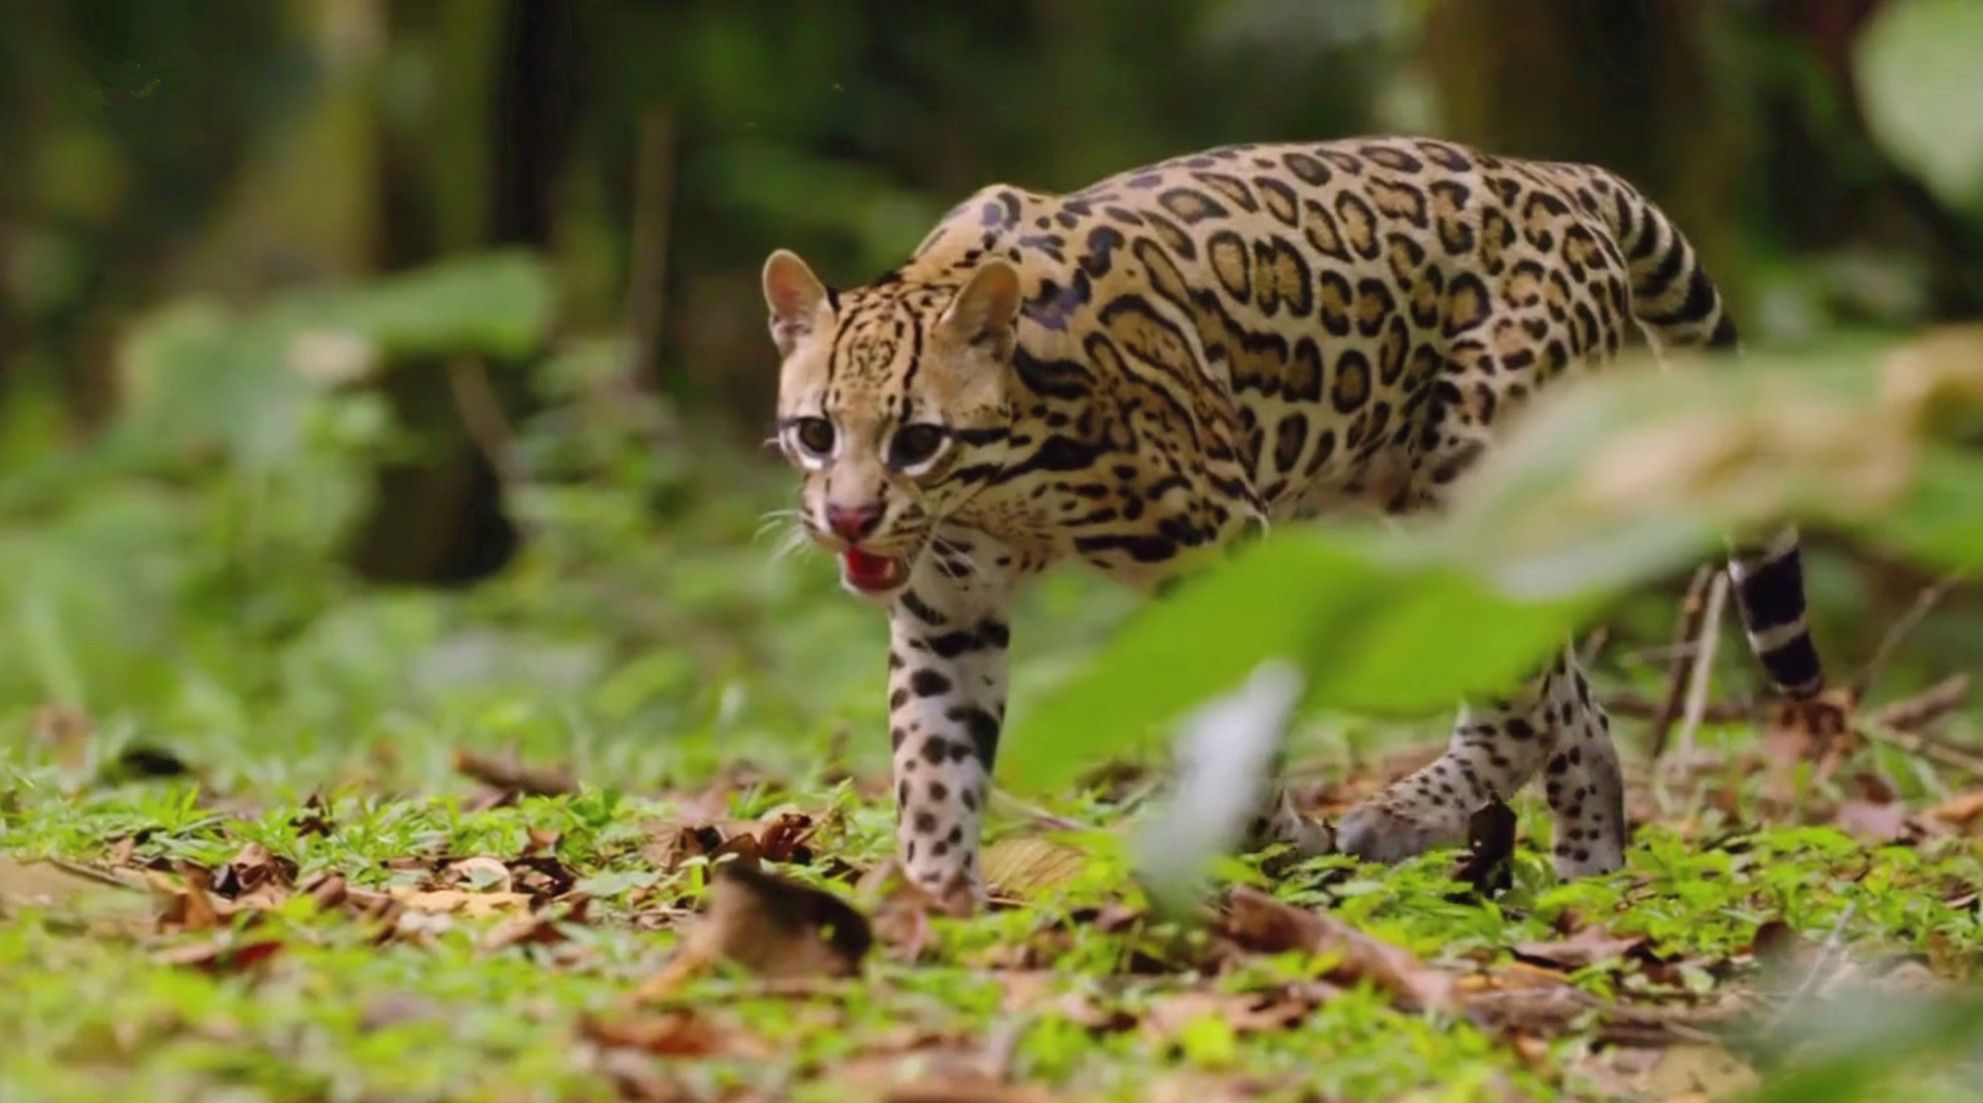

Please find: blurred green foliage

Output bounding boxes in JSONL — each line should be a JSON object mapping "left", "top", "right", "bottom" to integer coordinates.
{"left": 1856, "top": 0, "right": 1983, "bottom": 217}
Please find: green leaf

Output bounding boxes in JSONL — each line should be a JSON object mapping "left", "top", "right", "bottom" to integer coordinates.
{"left": 284, "top": 250, "right": 556, "bottom": 361}
{"left": 1001, "top": 530, "right": 1587, "bottom": 792}
{"left": 1855, "top": 0, "right": 1983, "bottom": 216}
{"left": 998, "top": 535, "right": 1333, "bottom": 792}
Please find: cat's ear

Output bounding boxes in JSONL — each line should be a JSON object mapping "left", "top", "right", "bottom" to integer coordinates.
{"left": 936, "top": 260, "right": 1021, "bottom": 358}
{"left": 762, "top": 249, "right": 832, "bottom": 357}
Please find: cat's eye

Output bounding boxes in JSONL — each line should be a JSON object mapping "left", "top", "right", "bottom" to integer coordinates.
{"left": 888, "top": 423, "right": 947, "bottom": 469}
{"left": 792, "top": 417, "right": 836, "bottom": 458}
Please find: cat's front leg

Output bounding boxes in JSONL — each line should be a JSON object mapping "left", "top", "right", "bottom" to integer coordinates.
{"left": 884, "top": 533, "right": 1021, "bottom": 905}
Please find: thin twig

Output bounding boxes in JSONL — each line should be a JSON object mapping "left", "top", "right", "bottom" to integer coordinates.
{"left": 454, "top": 749, "right": 574, "bottom": 796}
{"left": 1670, "top": 571, "right": 1729, "bottom": 762}
{"left": 989, "top": 789, "right": 1085, "bottom": 832}
{"left": 46, "top": 858, "right": 147, "bottom": 890}
{"left": 1867, "top": 673, "right": 1970, "bottom": 733}
{"left": 1858, "top": 718, "right": 1983, "bottom": 778}
{"left": 1853, "top": 573, "right": 1964, "bottom": 701}
{"left": 978, "top": 1016, "right": 1027, "bottom": 1081}
{"left": 1649, "top": 566, "right": 1715, "bottom": 760}
{"left": 1577, "top": 626, "right": 1610, "bottom": 670}
{"left": 446, "top": 358, "right": 524, "bottom": 493}
{"left": 1605, "top": 692, "right": 1753, "bottom": 725}
{"left": 1616, "top": 640, "right": 1702, "bottom": 668}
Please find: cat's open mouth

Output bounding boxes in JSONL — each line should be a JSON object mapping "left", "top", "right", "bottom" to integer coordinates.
{"left": 840, "top": 547, "right": 909, "bottom": 598}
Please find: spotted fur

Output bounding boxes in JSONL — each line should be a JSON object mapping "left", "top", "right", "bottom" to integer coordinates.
{"left": 762, "top": 136, "right": 1824, "bottom": 899}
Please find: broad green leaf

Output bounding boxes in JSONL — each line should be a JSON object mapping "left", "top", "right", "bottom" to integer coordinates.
{"left": 1855, "top": 0, "right": 1983, "bottom": 216}
{"left": 1000, "top": 534, "right": 1331, "bottom": 791}
{"left": 1001, "top": 530, "right": 1586, "bottom": 792}
{"left": 282, "top": 250, "right": 556, "bottom": 360}
{"left": 1308, "top": 564, "right": 1592, "bottom": 714}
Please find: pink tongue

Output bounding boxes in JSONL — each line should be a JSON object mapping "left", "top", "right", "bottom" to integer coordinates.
{"left": 843, "top": 548, "right": 897, "bottom": 587}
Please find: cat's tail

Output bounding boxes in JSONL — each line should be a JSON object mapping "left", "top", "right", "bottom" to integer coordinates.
{"left": 1594, "top": 171, "right": 1825, "bottom": 700}
{"left": 1595, "top": 172, "right": 1740, "bottom": 352}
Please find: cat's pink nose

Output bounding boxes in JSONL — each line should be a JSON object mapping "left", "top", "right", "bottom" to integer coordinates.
{"left": 825, "top": 503, "right": 883, "bottom": 542}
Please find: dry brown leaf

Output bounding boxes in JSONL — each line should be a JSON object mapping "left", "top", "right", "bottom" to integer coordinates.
{"left": 481, "top": 913, "right": 565, "bottom": 951}
{"left": 1140, "top": 990, "right": 1311, "bottom": 1044}
{"left": 632, "top": 865, "right": 870, "bottom": 1002}
{"left": 0, "top": 859, "right": 151, "bottom": 931}
{"left": 218, "top": 842, "right": 296, "bottom": 910}
{"left": 523, "top": 826, "right": 562, "bottom": 855}
{"left": 509, "top": 854, "right": 578, "bottom": 902}
{"left": 482, "top": 897, "right": 587, "bottom": 951}
{"left": 880, "top": 1080, "right": 1051, "bottom": 1103}
{"left": 1834, "top": 799, "right": 1911, "bottom": 844}
{"left": 1513, "top": 926, "right": 1651, "bottom": 971}
{"left": 992, "top": 971, "right": 1124, "bottom": 1030}
{"left": 825, "top": 1044, "right": 1051, "bottom": 1103}
{"left": 638, "top": 821, "right": 725, "bottom": 873}
{"left": 579, "top": 1009, "right": 730, "bottom": 1057}
{"left": 1930, "top": 789, "right": 1983, "bottom": 827}
{"left": 454, "top": 749, "right": 574, "bottom": 796}
{"left": 445, "top": 855, "right": 514, "bottom": 893}
{"left": 592, "top": 1047, "right": 685, "bottom": 1103}
{"left": 1222, "top": 887, "right": 1454, "bottom": 1012}
{"left": 1638, "top": 1044, "right": 1760, "bottom": 1101}
{"left": 361, "top": 991, "right": 441, "bottom": 1031}
{"left": 981, "top": 836, "right": 1088, "bottom": 900}
{"left": 155, "top": 937, "right": 285, "bottom": 973}
{"left": 302, "top": 872, "right": 348, "bottom": 912}
{"left": 386, "top": 887, "right": 532, "bottom": 916}
{"left": 154, "top": 865, "right": 228, "bottom": 931}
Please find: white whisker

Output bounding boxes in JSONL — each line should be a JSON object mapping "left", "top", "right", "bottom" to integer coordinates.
{"left": 930, "top": 535, "right": 982, "bottom": 580}
{"left": 772, "top": 526, "right": 813, "bottom": 562}
{"left": 753, "top": 507, "right": 805, "bottom": 543}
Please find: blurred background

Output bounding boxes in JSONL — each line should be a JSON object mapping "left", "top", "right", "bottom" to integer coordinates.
{"left": 2, "top": 0, "right": 1979, "bottom": 783}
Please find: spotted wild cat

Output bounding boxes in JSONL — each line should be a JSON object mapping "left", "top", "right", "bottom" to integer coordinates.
{"left": 759, "top": 136, "right": 1824, "bottom": 901}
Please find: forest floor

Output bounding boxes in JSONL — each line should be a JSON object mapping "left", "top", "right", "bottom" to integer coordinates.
{"left": 5, "top": 679, "right": 1983, "bottom": 1103}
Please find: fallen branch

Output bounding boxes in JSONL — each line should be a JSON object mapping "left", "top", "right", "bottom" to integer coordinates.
{"left": 1648, "top": 566, "right": 1716, "bottom": 759}
{"left": 1858, "top": 724, "right": 1983, "bottom": 780}
{"left": 1223, "top": 886, "right": 1454, "bottom": 1012}
{"left": 1866, "top": 673, "right": 1970, "bottom": 732}
{"left": 989, "top": 790, "right": 1086, "bottom": 833}
{"left": 454, "top": 750, "right": 575, "bottom": 797}
{"left": 1605, "top": 692, "right": 1753, "bottom": 725}
{"left": 1668, "top": 571, "right": 1730, "bottom": 761}
{"left": 446, "top": 358, "right": 524, "bottom": 493}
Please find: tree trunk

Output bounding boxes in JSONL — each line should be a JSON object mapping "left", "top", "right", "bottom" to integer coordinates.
{"left": 348, "top": 0, "right": 579, "bottom": 585}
